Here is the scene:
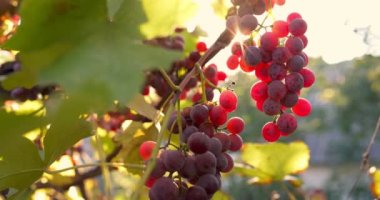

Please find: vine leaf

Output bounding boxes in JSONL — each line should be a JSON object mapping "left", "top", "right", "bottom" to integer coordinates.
{"left": 1, "top": 0, "right": 197, "bottom": 110}
{"left": 235, "top": 141, "right": 310, "bottom": 184}
{"left": 0, "top": 111, "right": 46, "bottom": 191}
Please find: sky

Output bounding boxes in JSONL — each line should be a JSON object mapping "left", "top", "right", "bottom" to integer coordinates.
{"left": 187, "top": 0, "right": 380, "bottom": 67}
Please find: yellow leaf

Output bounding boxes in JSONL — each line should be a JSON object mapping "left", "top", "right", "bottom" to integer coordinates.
{"left": 240, "top": 141, "right": 310, "bottom": 182}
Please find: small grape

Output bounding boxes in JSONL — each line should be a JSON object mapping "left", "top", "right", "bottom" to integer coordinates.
{"left": 190, "top": 104, "right": 209, "bottom": 125}
{"left": 289, "top": 18, "right": 307, "bottom": 36}
{"left": 209, "top": 138, "right": 223, "bottom": 155}
{"left": 263, "top": 98, "right": 281, "bottom": 115}
{"left": 179, "top": 156, "right": 197, "bottom": 179}
{"left": 181, "top": 125, "right": 198, "bottom": 143}
{"left": 216, "top": 153, "right": 228, "bottom": 171}
{"left": 231, "top": 42, "right": 243, "bottom": 57}
{"left": 285, "top": 72, "right": 304, "bottom": 92}
{"left": 287, "top": 55, "right": 305, "bottom": 72}
{"left": 219, "top": 90, "right": 238, "bottom": 112}
{"left": 240, "top": 58, "right": 256, "bottom": 72}
{"left": 277, "top": 113, "right": 297, "bottom": 134}
{"left": 187, "top": 132, "right": 210, "bottom": 154}
{"left": 226, "top": 117, "right": 245, "bottom": 134}
{"left": 285, "top": 37, "right": 304, "bottom": 54}
{"left": 199, "top": 122, "right": 215, "bottom": 137}
{"left": 262, "top": 122, "right": 281, "bottom": 142}
{"left": 299, "top": 67, "right": 315, "bottom": 88}
{"left": 255, "top": 63, "right": 271, "bottom": 82}
{"left": 214, "top": 133, "right": 231, "bottom": 152}
{"left": 272, "top": 47, "right": 291, "bottom": 64}
{"left": 260, "top": 32, "right": 279, "bottom": 52}
{"left": 272, "top": 20, "right": 289, "bottom": 38}
{"left": 239, "top": 15, "right": 258, "bottom": 35}
{"left": 244, "top": 46, "right": 262, "bottom": 66}
{"left": 139, "top": 141, "right": 156, "bottom": 161}
{"left": 149, "top": 158, "right": 166, "bottom": 179}
{"left": 267, "top": 80, "right": 287, "bottom": 100}
{"left": 299, "top": 35, "right": 308, "bottom": 48}
{"left": 281, "top": 92, "right": 299, "bottom": 108}
{"left": 163, "top": 150, "right": 186, "bottom": 172}
{"left": 268, "top": 63, "right": 287, "bottom": 80}
{"left": 250, "top": 81, "right": 268, "bottom": 101}
{"left": 149, "top": 177, "right": 179, "bottom": 200}
{"left": 217, "top": 71, "right": 227, "bottom": 81}
{"left": 227, "top": 54, "right": 240, "bottom": 70}
{"left": 195, "top": 151, "right": 217, "bottom": 175}
{"left": 196, "top": 174, "right": 220, "bottom": 195}
{"left": 253, "top": 0, "right": 266, "bottom": 15}
{"left": 287, "top": 12, "right": 302, "bottom": 23}
{"left": 196, "top": 42, "right": 207, "bottom": 52}
{"left": 221, "top": 153, "right": 234, "bottom": 173}
{"left": 291, "top": 97, "right": 312, "bottom": 117}
{"left": 228, "top": 134, "right": 243, "bottom": 151}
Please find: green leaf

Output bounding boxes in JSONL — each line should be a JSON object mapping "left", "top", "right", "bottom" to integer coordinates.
{"left": 43, "top": 94, "right": 93, "bottom": 165}
{"left": 0, "top": 111, "right": 45, "bottom": 190}
{"left": 2, "top": 0, "right": 191, "bottom": 111}
{"left": 240, "top": 142, "right": 310, "bottom": 182}
{"left": 8, "top": 188, "right": 32, "bottom": 200}
{"left": 140, "top": 0, "right": 198, "bottom": 38}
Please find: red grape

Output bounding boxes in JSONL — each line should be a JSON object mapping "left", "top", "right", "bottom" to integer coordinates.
{"left": 299, "top": 67, "right": 315, "bottom": 88}
{"left": 277, "top": 113, "right": 297, "bottom": 134}
{"left": 219, "top": 90, "right": 238, "bottom": 112}
{"left": 291, "top": 97, "right": 312, "bottom": 117}
{"left": 226, "top": 117, "right": 245, "bottom": 134}
{"left": 139, "top": 141, "right": 156, "bottom": 160}
{"left": 250, "top": 81, "right": 268, "bottom": 101}
{"left": 209, "top": 105, "right": 228, "bottom": 126}
{"left": 272, "top": 20, "right": 289, "bottom": 38}
{"left": 262, "top": 122, "right": 281, "bottom": 142}
{"left": 196, "top": 42, "right": 207, "bottom": 52}
{"left": 227, "top": 54, "right": 239, "bottom": 70}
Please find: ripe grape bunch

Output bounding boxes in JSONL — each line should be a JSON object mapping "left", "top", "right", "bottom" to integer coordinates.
{"left": 226, "top": 3, "right": 314, "bottom": 142}
{"left": 139, "top": 90, "right": 244, "bottom": 200}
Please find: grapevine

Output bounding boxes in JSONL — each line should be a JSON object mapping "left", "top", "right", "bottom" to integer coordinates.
{"left": 0, "top": 0, "right": 319, "bottom": 199}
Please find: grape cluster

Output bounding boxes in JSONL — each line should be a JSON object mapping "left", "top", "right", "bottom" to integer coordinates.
{"left": 226, "top": 12, "right": 315, "bottom": 141}
{"left": 139, "top": 90, "right": 245, "bottom": 200}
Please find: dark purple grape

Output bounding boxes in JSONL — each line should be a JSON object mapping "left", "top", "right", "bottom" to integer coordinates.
{"left": 206, "top": 88, "right": 214, "bottom": 101}
{"left": 181, "top": 126, "right": 198, "bottom": 143}
{"left": 239, "top": 15, "right": 258, "bottom": 35}
{"left": 260, "top": 47, "right": 273, "bottom": 63}
{"left": 220, "top": 153, "right": 234, "bottom": 173}
{"left": 285, "top": 72, "right": 304, "bottom": 92}
{"left": 281, "top": 92, "right": 299, "bottom": 108}
{"left": 216, "top": 153, "right": 228, "bottom": 171}
{"left": 149, "top": 177, "right": 179, "bottom": 200}
{"left": 214, "top": 132, "right": 231, "bottom": 152}
{"left": 196, "top": 174, "right": 220, "bottom": 195}
{"left": 204, "top": 64, "right": 217, "bottom": 80}
{"left": 260, "top": 32, "right": 279, "bottom": 52}
{"left": 195, "top": 151, "right": 217, "bottom": 175}
{"left": 268, "top": 63, "right": 286, "bottom": 80}
{"left": 149, "top": 158, "right": 166, "bottom": 179}
{"left": 190, "top": 104, "right": 209, "bottom": 125}
{"left": 163, "top": 150, "right": 185, "bottom": 172}
{"left": 263, "top": 98, "right": 281, "bottom": 115}
{"left": 198, "top": 122, "right": 215, "bottom": 137}
{"left": 267, "top": 80, "right": 286, "bottom": 100}
{"left": 228, "top": 134, "right": 243, "bottom": 151}
{"left": 179, "top": 156, "right": 197, "bottom": 179}
{"left": 285, "top": 37, "right": 304, "bottom": 54}
{"left": 253, "top": 0, "right": 266, "bottom": 15}
{"left": 187, "top": 132, "right": 210, "bottom": 154}
{"left": 244, "top": 46, "right": 262, "bottom": 66}
{"left": 208, "top": 138, "right": 222, "bottom": 155}
{"left": 277, "top": 113, "right": 298, "bottom": 134}
{"left": 287, "top": 55, "right": 305, "bottom": 72}
{"left": 272, "top": 47, "right": 291, "bottom": 64}
{"left": 289, "top": 18, "right": 307, "bottom": 36}
{"left": 185, "top": 77, "right": 198, "bottom": 90}
{"left": 189, "top": 51, "right": 201, "bottom": 62}
{"left": 185, "top": 186, "right": 208, "bottom": 200}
